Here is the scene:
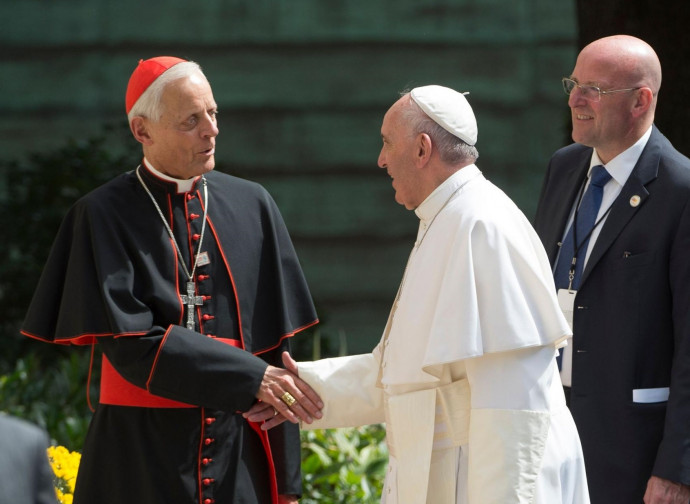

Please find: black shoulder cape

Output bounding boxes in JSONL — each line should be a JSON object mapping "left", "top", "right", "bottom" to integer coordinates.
{"left": 21, "top": 167, "right": 317, "bottom": 354}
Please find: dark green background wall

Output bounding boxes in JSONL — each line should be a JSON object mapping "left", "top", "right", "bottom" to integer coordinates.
{"left": 0, "top": 0, "right": 577, "bottom": 354}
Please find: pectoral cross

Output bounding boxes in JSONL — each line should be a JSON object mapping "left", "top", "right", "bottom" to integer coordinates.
{"left": 180, "top": 281, "right": 204, "bottom": 330}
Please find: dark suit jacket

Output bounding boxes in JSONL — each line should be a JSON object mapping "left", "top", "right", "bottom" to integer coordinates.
{"left": 0, "top": 414, "right": 57, "bottom": 504}
{"left": 534, "top": 126, "right": 690, "bottom": 503}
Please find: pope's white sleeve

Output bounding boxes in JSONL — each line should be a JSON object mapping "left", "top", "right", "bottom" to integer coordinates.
{"left": 297, "top": 345, "right": 385, "bottom": 430}
{"left": 465, "top": 345, "right": 556, "bottom": 504}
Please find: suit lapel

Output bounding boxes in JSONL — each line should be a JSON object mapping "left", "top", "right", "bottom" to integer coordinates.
{"left": 580, "top": 128, "right": 662, "bottom": 286}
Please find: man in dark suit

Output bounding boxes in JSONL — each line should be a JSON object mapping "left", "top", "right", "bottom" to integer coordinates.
{"left": 534, "top": 35, "right": 690, "bottom": 504}
{"left": 0, "top": 414, "right": 57, "bottom": 504}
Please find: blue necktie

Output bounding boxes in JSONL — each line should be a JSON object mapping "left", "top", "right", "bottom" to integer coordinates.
{"left": 554, "top": 165, "right": 612, "bottom": 291}
{"left": 554, "top": 165, "right": 611, "bottom": 370}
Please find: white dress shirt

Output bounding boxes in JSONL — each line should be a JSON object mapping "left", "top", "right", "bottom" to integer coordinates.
{"left": 556, "top": 126, "right": 652, "bottom": 386}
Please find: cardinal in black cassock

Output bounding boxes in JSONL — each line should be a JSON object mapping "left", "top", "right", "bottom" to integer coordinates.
{"left": 21, "top": 56, "right": 319, "bottom": 504}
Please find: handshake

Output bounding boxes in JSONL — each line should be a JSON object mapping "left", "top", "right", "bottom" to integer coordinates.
{"left": 245, "top": 351, "right": 323, "bottom": 430}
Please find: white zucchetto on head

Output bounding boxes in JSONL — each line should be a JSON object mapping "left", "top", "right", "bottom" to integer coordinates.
{"left": 410, "top": 85, "right": 478, "bottom": 146}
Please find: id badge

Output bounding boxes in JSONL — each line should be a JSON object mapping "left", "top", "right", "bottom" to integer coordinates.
{"left": 557, "top": 289, "right": 576, "bottom": 330}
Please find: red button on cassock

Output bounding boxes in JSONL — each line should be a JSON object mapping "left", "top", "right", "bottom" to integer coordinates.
{"left": 202, "top": 314, "right": 215, "bottom": 321}
{"left": 204, "top": 438, "right": 215, "bottom": 446}
{"left": 202, "top": 458, "right": 213, "bottom": 465}
{"left": 205, "top": 417, "right": 216, "bottom": 425}
{"left": 203, "top": 499, "right": 215, "bottom": 504}
{"left": 192, "top": 234, "right": 201, "bottom": 241}
{"left": 203, "top": 478, "right": 215, "bottom": 486}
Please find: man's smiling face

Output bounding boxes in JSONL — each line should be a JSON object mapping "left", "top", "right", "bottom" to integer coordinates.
{"left": 567, "top": 45, "right": 640, "bottom": 164}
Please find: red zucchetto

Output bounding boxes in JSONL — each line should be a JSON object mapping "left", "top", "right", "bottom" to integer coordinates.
{"left": 125, "top": 56, "right": 187, "bottom": 114}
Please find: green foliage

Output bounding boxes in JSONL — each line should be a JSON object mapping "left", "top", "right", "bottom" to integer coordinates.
{"left": 0, "top": 124, "right": 137, "bottom": 374}
{"left": 301, "top": 425, "right": 388, "bottom": 503}
{"left": 0, "top": 352, "right": 94, "bottom": 450}
{"left": 0, "top": 127, "right": 135, "bottom": 448}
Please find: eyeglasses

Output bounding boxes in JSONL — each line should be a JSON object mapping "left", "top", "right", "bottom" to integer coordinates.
{"left": 562, "top": 77, "right": 640, "bottom": 102}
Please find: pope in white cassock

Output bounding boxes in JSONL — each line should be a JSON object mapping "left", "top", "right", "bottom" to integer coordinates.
{"left": 246, "top": 85, "right": 590, "bottom": 504}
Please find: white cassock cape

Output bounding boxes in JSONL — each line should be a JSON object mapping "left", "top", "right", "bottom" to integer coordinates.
{"left": 299, "top": 165, "right": 590, "bottom": 504}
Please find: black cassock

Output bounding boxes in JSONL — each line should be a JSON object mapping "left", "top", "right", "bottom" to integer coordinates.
{"left": 22, "top": 164, "right": 318, "bottom": 504}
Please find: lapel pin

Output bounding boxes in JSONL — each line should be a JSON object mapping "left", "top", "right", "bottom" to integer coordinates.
{"left": 629, "top": 195, "right": 641, "bottom": 207}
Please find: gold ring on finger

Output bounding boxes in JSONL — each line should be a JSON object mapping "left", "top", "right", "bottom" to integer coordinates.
{"left": 280, "top": 391, "right": 296, "bottom": 407}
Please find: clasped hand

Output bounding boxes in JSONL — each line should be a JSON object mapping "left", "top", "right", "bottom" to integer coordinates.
{"left": 246, "top": 351, "right": 321, "bottom": 430}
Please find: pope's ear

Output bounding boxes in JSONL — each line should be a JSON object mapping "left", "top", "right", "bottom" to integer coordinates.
{"left": 415, "top": 133, "right": 433, "bottom": 167}
{"left": 130, "top": 117, "right": 153, "bottom": 145}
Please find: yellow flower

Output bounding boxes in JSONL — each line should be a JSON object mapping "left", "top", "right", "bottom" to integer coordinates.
{"left": 47, "top": 446, "right": 81, "bottom": 503}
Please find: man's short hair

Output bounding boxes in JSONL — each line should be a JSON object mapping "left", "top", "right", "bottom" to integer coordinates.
{"left": 128, "top": 61, "right": 204, "bottom": 123}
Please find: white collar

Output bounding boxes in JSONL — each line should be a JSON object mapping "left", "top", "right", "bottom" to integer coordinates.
{"left": 415, "top": 164, "right": 482, "bottom": 223}
{"left": 590, "top": 126, "right": 653, "bottom": 186}
{"left": 143, "top": 158, "right": 199, "bottom": 194}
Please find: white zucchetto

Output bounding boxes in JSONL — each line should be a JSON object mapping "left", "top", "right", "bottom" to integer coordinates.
{"left": 410, "top": 85, "right": 478, "bottom": 146}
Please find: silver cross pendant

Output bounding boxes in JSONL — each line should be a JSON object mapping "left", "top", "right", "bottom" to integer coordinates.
{"left": 180, "top": 281, "right": 204, "bottom": 330}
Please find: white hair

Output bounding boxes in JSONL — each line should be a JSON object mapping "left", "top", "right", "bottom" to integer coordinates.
{"left": 127, "top": 61, "right": 205, "bottom": 123}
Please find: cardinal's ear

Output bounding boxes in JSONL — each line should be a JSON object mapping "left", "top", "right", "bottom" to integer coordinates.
{"left": 130, "top": 117, "right": 154, "bottom": 145}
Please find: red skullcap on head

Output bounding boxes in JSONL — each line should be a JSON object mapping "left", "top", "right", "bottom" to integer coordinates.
{"left": 125, "top": 56, "right": 187, "bottom": 114}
